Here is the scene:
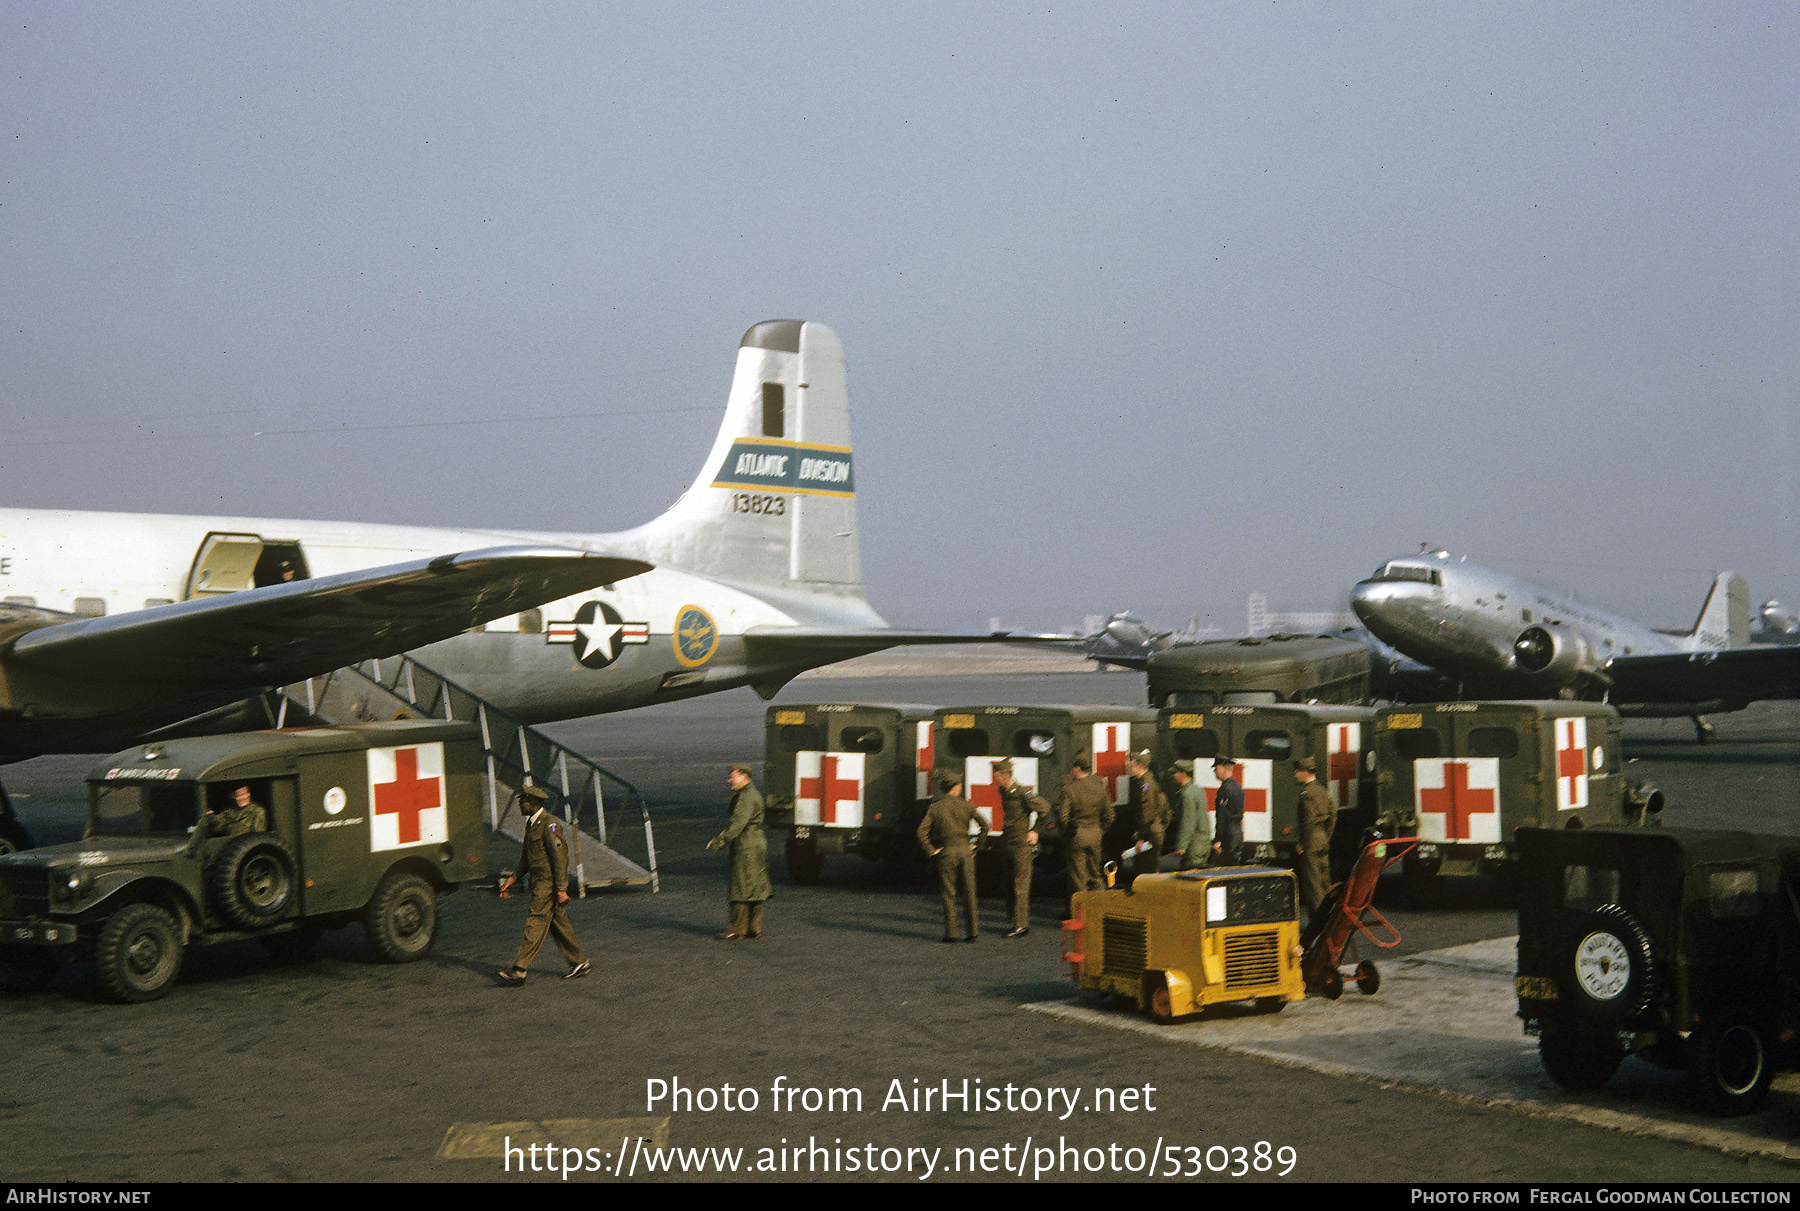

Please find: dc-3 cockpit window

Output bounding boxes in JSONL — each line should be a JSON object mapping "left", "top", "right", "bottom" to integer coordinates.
{"left": 90, "top": 783, "right": 202, "bottom": 838}
{"left": 1364, "top": 564, "right": 1441, "bottom": 586}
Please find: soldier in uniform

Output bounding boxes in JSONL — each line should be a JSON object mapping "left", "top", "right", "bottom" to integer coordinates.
{"left": 1171, "top": 760, "right": 1210, "bottom": 870}
{"left": 991, "top": 759, "right": 1044, "bottom": 938}
{"left": 708, "top": 764, "right": 771, "bottom": 940}
{"left": 497, "top": 785, "right": 590, "bottom": 985}
{"left": 1211, "top": 756, "right": 1245, "bottom": 866}
{"left": 1054, "top": 755, "right": 1114, "bottom": 900}
{"left": 1293, "top": 756, "right": 1337, "bottom": 914}
{"left": 208, "top": 785, "right": 268, "bottom": 837}
{"left": 1127, "top": 751, "right": 1169, "bottom": 877}
{"left": 916, "top": 769, "right": 981, "bottom": 942}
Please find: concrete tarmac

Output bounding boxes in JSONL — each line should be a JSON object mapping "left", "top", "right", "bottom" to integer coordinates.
{"left": 2, "top": 674, "right": 1797, "bottom": 1184}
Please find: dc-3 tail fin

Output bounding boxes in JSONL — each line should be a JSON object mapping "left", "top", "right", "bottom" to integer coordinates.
{"left": 1688, "top": 571, "right": 1752, "bottom": 649}
{"left": 614, "top": 320, "right": 879, "bottom": 621}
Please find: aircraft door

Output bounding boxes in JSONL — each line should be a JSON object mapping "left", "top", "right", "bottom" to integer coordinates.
{"left": 185, "top": 532, "right": 264, "bottom": 599}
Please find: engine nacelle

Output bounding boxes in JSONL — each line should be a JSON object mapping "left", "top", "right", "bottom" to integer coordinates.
{"left": 1510, "top": 624, "right": 1603, "bottom": 686}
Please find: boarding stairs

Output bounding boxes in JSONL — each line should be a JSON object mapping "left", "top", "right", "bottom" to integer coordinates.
{"left": 251, "top": 655, "right": 658, "bottom": 893}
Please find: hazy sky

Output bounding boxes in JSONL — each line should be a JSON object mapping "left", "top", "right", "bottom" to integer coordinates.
{"left": 4, "top": 3, "right": 1794, "bottom": 632}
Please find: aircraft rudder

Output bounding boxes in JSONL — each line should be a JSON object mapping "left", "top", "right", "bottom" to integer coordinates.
{"left": 1690, "top": 571, "right": 1751, "bottom": 649}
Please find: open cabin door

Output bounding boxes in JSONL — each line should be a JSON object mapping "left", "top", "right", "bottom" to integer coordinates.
{"left": 184, "top": 532, "right": 311, "bottom": 600}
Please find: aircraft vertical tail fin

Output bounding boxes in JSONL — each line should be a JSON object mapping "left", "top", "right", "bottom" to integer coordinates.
{"left": 614, "top": 321, "right": 880, "bottom": 622}
{"left": 1688, "top": 571, "right": 1751, "bottom": 649}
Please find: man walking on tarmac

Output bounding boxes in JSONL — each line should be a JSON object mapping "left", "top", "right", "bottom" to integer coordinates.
{"left": 496, "top": 785, "right": 590, "bottom": 986}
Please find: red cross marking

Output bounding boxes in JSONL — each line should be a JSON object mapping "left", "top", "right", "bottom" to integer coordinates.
{"left": 1205, "top": 763, "right": 1268, "bottom": 818}
{"left": 1328, "top": 726, "right": 1359, "bottom": 809}
{"left": 968, "top": 776, "right": 1003, "bottom": 832}
{"left": 1418, "top": 760, "right": 1496, "bottom": 841}
{"left": 1093, "top": 724, "right": 1130, "bottom": 803}
{"left": 372, "top": 747, "right": 442, "bottom": 845}
{"left": 799, "top": 754, "right": 860, "bottom": 825}
{"left": 1557, "top": 718, "right": 1587, "bottom": 807}
{"left": 916, "top": 723, "right": 933, "bottom": 800}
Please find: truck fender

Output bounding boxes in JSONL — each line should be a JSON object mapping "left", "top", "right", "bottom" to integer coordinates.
{"left": 82, "top": 876, "right": 199, "bottom": 944}
{"left": 1162, "top": 968, "right": 1197, "bottom": 1016}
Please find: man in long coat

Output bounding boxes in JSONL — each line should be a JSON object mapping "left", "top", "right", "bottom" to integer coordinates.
{"left": 1293, "top": 756, "right": 1337, "bottom": 914}
{"left": 709, "top": 764, "right": 771, "bottom": 939}
{"left": 497, "top": 785, "right": 590, "bottom": 985}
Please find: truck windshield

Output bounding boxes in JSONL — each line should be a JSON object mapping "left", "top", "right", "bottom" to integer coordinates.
{"left": 89, "top": 783, "right": 202, "bottom": 837}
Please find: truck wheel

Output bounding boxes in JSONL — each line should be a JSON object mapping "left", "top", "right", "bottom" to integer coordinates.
{"left": 210, "top": 833, "right": 297, "bottom": 929}
{"left": 1539, "top": 1028, "right": 1622, "bottom": 1093}
{"left": 786, "top": 835, "right": 824, "bottom": 885}
{"left": 1563, "top": 905, "right": 1655, "bottom": 1024}
{"left": 364, "top": 872, "right": 438, "bottom": 962}
{"left": 1254, "top": 996, "right": 1287, "bottom": 1015}
{"left": 96, "top": 903, "right": 184, "bottom": 1003}
{"left": 1688, "top": 1008, "right": 1774, "bottom": 1116}
{"left": 1144, "top": 975, "right": 1175, "bottom": 1023}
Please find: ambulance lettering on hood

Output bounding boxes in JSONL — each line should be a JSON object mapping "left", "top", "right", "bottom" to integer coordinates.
{"left": 368, "top": 743, "right": 447, "bottom": 851}
{"left": 710, "top": 439, "right": 855, "bottom": 498}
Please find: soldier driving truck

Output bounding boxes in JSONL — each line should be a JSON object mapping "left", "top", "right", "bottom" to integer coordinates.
{"left": 0, "top": 721, "right": 487, "bottom": 1001}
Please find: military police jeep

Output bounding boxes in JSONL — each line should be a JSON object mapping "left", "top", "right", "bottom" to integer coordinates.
{"left": 0, "top": 721, "right": 487, "bottom": 1001}
{"left": 1516, "top": 826, "right": 1800, "bottom": 1115}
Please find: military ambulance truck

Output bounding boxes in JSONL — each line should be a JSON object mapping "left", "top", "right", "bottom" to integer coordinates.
{"left": 762, "top": 703, "right": 937, "bottom": 883}
{"left": 1515, "top": 826, "right": 1800, "bottom": 1115}
{"left": 0, "top": 721, "right": 487, "bottom": 1001}
{"left": 1156, "top": 704, "right": 1377, "bottom": 875}
{"left": 1373, "top": 702, "right": 1660, "bottom": 901}
{"left": 934, "top": 705, "right": 1159, "bottom": 863}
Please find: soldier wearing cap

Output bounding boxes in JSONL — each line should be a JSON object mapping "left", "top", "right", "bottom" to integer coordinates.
{"left": 991, "top": 759, "right": 1045, "bottom": 938}
{"left": 1127, "top": 750, "right": 1169, "bottom": 877}
{"left": 1054, "top": 754, "right": 1114, "bottom": 899}
{"left": 707, "top": 764, "right": 771, "bottom": 940}
{"left": 1171, "top": 760, "right": 1211, "bottom": 870}
{"left": 1211, "top": 756, "right": 1245, "bottom": 866}
{"left": 208, "top": 784, "right": 268, "bottom": 838}
{"left": 497, "top": 785, "right": 590, "bottom": 985}
{"left": 1293, "top": 755, "right": 1336, "bottom": 914}
{"left": 916, "top": 769, "right": 982, "bottom": 942}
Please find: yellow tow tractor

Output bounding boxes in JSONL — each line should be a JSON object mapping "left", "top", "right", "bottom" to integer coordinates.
{"left": 1062, "top": 866, "right": 1305, "bottom": 1021}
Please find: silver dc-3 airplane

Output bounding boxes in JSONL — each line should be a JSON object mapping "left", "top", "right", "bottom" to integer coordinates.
{"left": 1350, "top": 547, "right": 1800, "bottom": 737}
{"left": 0, "top": 319, "right": 1058, "bottom": 766}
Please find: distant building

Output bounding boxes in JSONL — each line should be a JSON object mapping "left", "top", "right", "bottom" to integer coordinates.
{"left": 1247, "top": 592, "right": 1356, "bottom": 637}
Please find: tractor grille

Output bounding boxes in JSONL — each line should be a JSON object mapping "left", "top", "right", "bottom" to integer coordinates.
{"left": 1101, "top": 916, "right": 1148, "bottom": 977}
{"left": 1222, "top": 929, "right": 1282, "bottom": 990}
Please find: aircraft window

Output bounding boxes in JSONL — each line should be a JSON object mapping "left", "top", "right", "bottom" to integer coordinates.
{"left": 518, "top": 609, "right": 543, "bottom": 634}
{"left": 839, "top": 727, "right": 885, "bottom": 753}
{"left": 1171, "top": 729, "right": 1220, "bottom": 760}
{"left": 1013, "top": 730, "right": 1056, "bottom": 757}
{"left": 1391, "top": 728, "right": 1442, "bottom": 759}
{"left": 1466, "top": 728, "right": 1520, "bottom": 759}
{"left": 144, "top": 598, "right": 173, "bottom": 608}
{"left": 2, "top": 596, "right": 35, "bottom": 606}
{"left": 1244, "top": 731, "right": 1292, "bottom": 760}
{"left": 779, "top": 724, "right": 825, "bottom": 752}
{"left": 1706, "top": 868, "right": 1762, "bottom": 919}
{"left": 1165, "top": 691, "right": 1218, "bottom": 708}
{"left": 946, "top": 729, "right": 991, "bottom": 758}
{"left": 762, "top": 383, "right": 785, "bottom": 438}
{"left": 74, "top": 597, "right": 107, "bottom": 617}
{"left": 1563, "top": 864, "right": 1620, "bottom": 911}
{"left": 1368, "top": 564, "right": 1440, "bottom": 586}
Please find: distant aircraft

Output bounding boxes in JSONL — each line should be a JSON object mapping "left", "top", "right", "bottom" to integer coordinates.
{"left": 1349, "top": 547, "right": 1800, "bottom": 738}
{"left": 1754, "top": 600, "right": 1800, "bottom": 645}
{"left": 0, "top": 320, "right": 1060, "bottom": 764}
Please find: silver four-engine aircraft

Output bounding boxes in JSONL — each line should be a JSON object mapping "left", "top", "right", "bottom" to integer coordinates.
{"left": 0, "top": 320, "right": 1058, "bottom": 764}
{"left": 1350, "top": 547, "right": 1800, "bottom": 738}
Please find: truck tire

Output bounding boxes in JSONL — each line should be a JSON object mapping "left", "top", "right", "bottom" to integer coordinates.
{"left": 209, "top": 833, "right": 297, "bottom": 929}
{"left": 1144, "top": 974, "right": 1175, "bottom": 1023}
{"left": 1688, "top": 1008, "right": 1774, "bottom": 1116}
{"left": 1563, "top": 905, "right": 1656, "bottom": 1024}
{"left": 364, "top": 872, "right": 438, "bottom": 962}
{"left": 96, "top": 903, "right": 184, "bottom": 1002}
{"left": 1539, "top": 1027, "right": 1622, "bottom": 1093}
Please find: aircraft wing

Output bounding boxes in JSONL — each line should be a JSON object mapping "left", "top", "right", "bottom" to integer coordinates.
{"left": 1602, "top": 645, "right": 1800, "bottom": 707}
{"left": 744, "top": 627, "right": 1081, "bottom": 663}
{"left": 8, "top": 546, "right": 650, "bottom": 690}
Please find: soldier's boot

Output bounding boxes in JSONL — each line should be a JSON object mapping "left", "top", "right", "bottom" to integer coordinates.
{"left": 746, "top": 902, "right": 764, "bottom": 939}
{"left": 716, "top": 902, "right": 749, "bottom": 941}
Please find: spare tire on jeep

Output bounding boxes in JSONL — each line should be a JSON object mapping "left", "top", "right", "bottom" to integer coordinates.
{"left": 1562, "top": 904, "right": 1657, "bottom": 1025}
{"left": 209, "top": 833, "right": 297, "bottom": 929}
